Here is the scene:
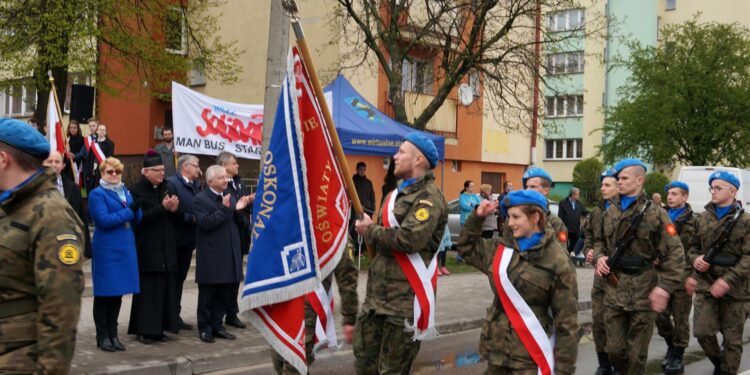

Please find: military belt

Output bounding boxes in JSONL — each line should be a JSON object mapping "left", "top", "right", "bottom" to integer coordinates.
{"left": 711, "top": 254, "right": 739, "bottom": 267}
{"left": 613, "top": 255, "right": 652, "bottom": 275}
{"left": 0, "top": 298, "right": 38, "bottom": 319}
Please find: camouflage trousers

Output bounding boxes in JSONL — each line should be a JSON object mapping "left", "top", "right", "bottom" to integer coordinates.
{"left": 693, "top": 292, "right": 746, "bottom": 374}
{"left": 0, "top": 341, "right": 37, "bottom": 373}
{"left": 655, "top": 286, "right": 692, "bottom": 348}
{"left": 591, "top": 276, "right": 607, "bottom": 353}
{"left": 353, "top": 310, "right": 421, "bottom": 375}
{"left": 604, "top": 306, "right": 656, "bottom": 375}
{"left": 271, "top": 303, "right": 317, "bottom": 375}
{"left": 485, "top": 363, "right": 539, "bottom": 374}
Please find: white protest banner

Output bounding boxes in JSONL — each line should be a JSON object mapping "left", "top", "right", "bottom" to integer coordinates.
{"left": 172, "top": 81, "right": 263, "bottom": 159}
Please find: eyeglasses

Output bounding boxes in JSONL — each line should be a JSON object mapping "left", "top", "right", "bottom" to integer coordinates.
{"left": 104, "top": 169, "right": 123, "bottom": 176}
{"left": 148, "top": 167, "right": 166, "bottom": 173}
{"left": 709, "top": 186, "right": 732, "bottom": 193}
{"left": 187, "top": 163, "right": 200, "bottom": 168}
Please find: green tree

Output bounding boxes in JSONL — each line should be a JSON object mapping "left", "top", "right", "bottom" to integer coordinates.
{"left": 0, "top": 0, "right": 241, "bottom": 123}
{"left": 599, "top": 20, "right": 750, "bottom": 167}
{"left": 572, "top": 157, "right": 604, "bottom": 206}
{"left": 644, "top": 172, "right": 670, "bottom": 200}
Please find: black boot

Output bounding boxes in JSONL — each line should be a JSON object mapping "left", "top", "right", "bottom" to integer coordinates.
{"left": 595, "top": 352, "right": 613, "bottom": 375}
{"left": 662, "top": 336, "right": 674, "bottom": 369}
{"left": 109, "top": 331, "right": 126, "bottom": 351}
{"left": 663, "top": 347, "right": 684, "bottom": 374}
{"left": 709, "top": 356, "right": 722, "bottom": 375}
{"left": 96, "top": 335, "right": 116, "bottom": 352}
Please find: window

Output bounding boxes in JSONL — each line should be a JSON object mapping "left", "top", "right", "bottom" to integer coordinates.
{"left": 548, "top": 9, "right": 585, "bottom": 32}
{"left": 401, "top": 59, "right": 434, "bottom": 95}
{"left": 665, "top": 0, "right": 676, "bottom": 11}
{"left": 469, "top": 69, "right": 481, "bottom": 96}
{"left": 166, "top": 7, "right": 187, "bottom": 55}
{"left": 3, "top": 82, "right": 36, "bottom": 117}
{"left": 189, "top": 59, "right": 206, "bottom": 86}
{"left": 546, "top": 51, "right": 584, "bottom": 74}
{"left": 545, "top": 139, "right": 583, "bottom": 160}
{"left": 545, "top": 95, "right": 583, "bottom": 117}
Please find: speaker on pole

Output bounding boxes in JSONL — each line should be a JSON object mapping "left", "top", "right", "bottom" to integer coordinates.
{"left": 69, "top": 84, "right": 95, "bottom": 123}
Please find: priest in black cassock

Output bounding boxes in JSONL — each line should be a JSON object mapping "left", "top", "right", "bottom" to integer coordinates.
{"left": 128, "top": 150, "right": 181, "bottom": 343}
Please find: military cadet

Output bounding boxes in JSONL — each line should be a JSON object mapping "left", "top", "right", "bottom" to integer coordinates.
{"left": 271, "top": 242, "right": 359, "bottom": 374}
{"left": 656, "top": 181, "right": 697, "bottom": 374}
{"left": 0, "top": 118, "right": 85, "bottom": 374}
{"left": 685, "top": 171, "right": 750, "bottom": 375}
{"left": 593, "top": 158, "right": 686, "bottom": 374}
{"left": 457, "top": 189, "right": 578, "bottom": 374}
{"left": 354, "top": 132, "right": 448, "bottom": 374}
{"left": 584, "top": 168, "right": 617, "bottom": 375}
{"left": 521, "top": 167, "right": 568, "bottom": 245}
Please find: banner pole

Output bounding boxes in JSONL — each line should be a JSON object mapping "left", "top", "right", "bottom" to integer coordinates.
{"left": 285, "top": 3, "right": 374, "bottom": 259}
{"left": 48, "top": 72, "right": 70, "bottom": 156}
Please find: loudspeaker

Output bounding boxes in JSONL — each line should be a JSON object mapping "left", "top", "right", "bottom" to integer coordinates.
{"left": 69, "top": 85, "right": 95, "bottom": 123}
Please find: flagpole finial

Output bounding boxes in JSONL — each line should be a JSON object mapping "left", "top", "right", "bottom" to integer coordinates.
{"left": 47, "top": 70, "right": 54, "bottom": 82}
{"left": 281, "top": 0, "right": 300, "bottom": 21}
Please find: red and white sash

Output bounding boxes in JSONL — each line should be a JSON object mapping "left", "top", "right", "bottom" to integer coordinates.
{"left": 91, "top": 142, "right": 106, "bottom": 164}
{"left": 382, "top": 189, "right": 439, "bottom": 340}
{"left": 84, "top": 135, "right": 93, "bottom": 150}
{"left": 307, "top": 284, "right": 337, "bottom": 351}
{"left": 492, "top": 244, "right": 554, "bottom": 375}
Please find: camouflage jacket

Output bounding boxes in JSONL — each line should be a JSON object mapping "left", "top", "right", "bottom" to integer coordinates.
{"left": 583, "top": 201, "right": 606, "bottom": 251}
{"left": 363, "top": 172, "right": 447, "bottom": 317}
{"left": 593, "top": 192, "right": 686, "bottom": 310}
{"left": 0, "top": 169, "right": 85, "bottom": 374}
{"left": 321, "top": 240, "right": 359, "bottom": 325}
{"left": 668, "top": 204, "right": 698, "bottom": 276}
{"left": 687, "top": 201, "right": 750, "bottom": 300}
{"left": 457, "top": 212, "right": 578, "bottom": 375}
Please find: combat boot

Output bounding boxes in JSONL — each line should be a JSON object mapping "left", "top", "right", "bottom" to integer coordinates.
{"left": 709, "top": 356, "right": 722, "bottom": 375}
{"left": 661, "top": 336, "right": 674, "bottom": 369}
{"left": 663, "top": 347, "right": 684, "bottom": 374}
{"left": 595, "top": 352, "right": 613, "bottom": 375}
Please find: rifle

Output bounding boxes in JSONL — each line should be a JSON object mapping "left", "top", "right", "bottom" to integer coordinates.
{"left": 698, "top": 204, "right": 744, "bottom": 281}
{"left": 605, "top": 200, "right": 652, "bottom": 287}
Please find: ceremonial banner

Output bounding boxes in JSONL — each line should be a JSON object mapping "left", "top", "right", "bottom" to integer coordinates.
{"left": 171, "top": 82, "right": 264, "bottom": 159}
{"left": 47, "top": 90, "right": 65, "bottom": 155}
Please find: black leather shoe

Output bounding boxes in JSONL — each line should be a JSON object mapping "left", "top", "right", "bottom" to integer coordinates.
{"left": 199, "top": 331, "right": 215, "bottom": 343}
{"left": 97, "top": 337, "right": 116, "bottom": 352}
{"left": 225, "top": 316, "right": 246, "bottom": 329}
{"left": 136, "top": 335, "right": 154, "bottom": 345}
{"left": 146, "top": 334, "right": 168, "bottom": 342}
{"left": 178, "top": 318, "right": 193, "bottom": 330}
{"left": 110, "top": 337, "right": 126, "bottom": 351}
{"left": 213, "top": 329, "right": 236, "bottom": 340}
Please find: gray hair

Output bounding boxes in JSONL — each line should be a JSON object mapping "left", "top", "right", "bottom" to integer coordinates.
{"left": 570, "top": 187, "right": 580, "bottom": 195}
{"left": 177, "top": 154, "right": 198, "bottom": 172}
{"left": 205, "top": 165, "right": 225, "bottom": 183}
{"left": 216, "top": 151, "right": 237, "bottom": 167}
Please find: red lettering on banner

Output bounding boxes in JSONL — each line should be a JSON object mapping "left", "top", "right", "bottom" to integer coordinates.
{"left": 195, "top": 108, "right": 263, "bottom": 145}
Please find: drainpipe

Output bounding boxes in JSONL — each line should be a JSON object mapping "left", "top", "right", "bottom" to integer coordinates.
{"left": 530, "top": 0, "right": 542, "bottom": 167}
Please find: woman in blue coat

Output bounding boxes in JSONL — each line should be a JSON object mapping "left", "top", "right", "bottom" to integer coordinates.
{"left": 88, "top": 157, "right": 141, "bottom": 352}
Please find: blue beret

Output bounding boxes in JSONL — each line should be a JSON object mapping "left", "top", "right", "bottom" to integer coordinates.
{"left": 613, "top": 158, "right": 647, "bottom": 177}
{"left": 500, "top": 190, "right": 549, "bottom": 219}
{"left": 0, "top": 117, "right": 50, "bottom": 159}
{"left": 709, "top": 171, "right": 740, "bottom": 189}
{"left": 600, "top": 168, "right": 616, "bottom": 182}
{"left": 404, "top": 132, "right": 438, "bottom": 169}
{"left": 664, "top": 180, "right": 689, "bottom": 193}
{"left": 522, "top": 167, "right": 553, "bottom": 188}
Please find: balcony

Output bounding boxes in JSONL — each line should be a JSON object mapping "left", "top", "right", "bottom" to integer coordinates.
{"left": 404, "top": 91, "right": 457, "bottom": 138}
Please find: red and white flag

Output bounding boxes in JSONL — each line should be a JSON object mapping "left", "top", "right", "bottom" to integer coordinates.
{"left": 242, "top": 46, "right": 350, "bottom": 374}
{"left": 46, "top": 90, "right": 65, "bottom": 156}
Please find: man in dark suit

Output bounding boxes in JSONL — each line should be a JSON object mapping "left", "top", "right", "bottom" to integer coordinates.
{"left": 44, "top": 150, "right": 91, "bottom": 257}
{"left": 558, "top": 187, "right": 588, "bottom": 255}
{"left": 166, "top": 154, "right": 203, "bottom": 330}
{"left": 192, "top": 165, "right": 251, "bottom": 343}
{"left": 216, "top": 151, "right": 254, "bottom": 329}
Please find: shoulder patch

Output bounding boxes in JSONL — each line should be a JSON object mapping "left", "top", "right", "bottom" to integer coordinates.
{"left": 58, "top": 244, "right": 81, "bottom": 265}
{"left": 415, "top": 207, "right": 430, "bottom": 222}
{"left": 558, "top": 231, "right": 568, "bottom": 243}
{"left": 418, "top": 199, "right": 434, "bottom": 207}
{"left": 666, "top": 223, "right": 677, "bottom": 237}
{"left": 56, "top": 234, "right": 78, "bottom": 242}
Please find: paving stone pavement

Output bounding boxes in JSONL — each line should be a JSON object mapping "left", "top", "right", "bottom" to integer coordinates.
{"left": 71, "top": 259, "right": 596, "bottom": 374}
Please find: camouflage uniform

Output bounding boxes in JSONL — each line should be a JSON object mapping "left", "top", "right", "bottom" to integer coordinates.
{"left": 592, "top": 192, "right": 686, "bottom": 374}
{"left": 655, "top": 203, "right": 697, "bottom": 349}
{"left": 353, "top": 172, "right": 447, "bottom": 375}
{"left": 584, "top": 201, "right": 607, "bottom": 354}
{"left": 457, "top": 213, "right": 578, "bottom": 375}
{"left": 272, "top": 241, "right": 359, "bottom": 374}
{"left": 687, "top": 201, "right": 750, "bottom": 374}
{"left": 0, "top": 169, "right": 85, "bottom": 374}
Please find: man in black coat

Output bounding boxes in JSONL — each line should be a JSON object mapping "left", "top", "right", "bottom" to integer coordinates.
{"left": 216, "top": 151, "right": 254, "bottom": 329}
{"left": 558, "top": 187, "right": 588, "bottom": 255}
{"left": 193, "top": 164, "right": 251, "bottom": 343}
{"left": 350, "top": 161, "right": 375, "bottom": 252}
{"left": 43, "top": 150, "right": 92, "bottom": 257}
{"left": 166, "top": 154, "right": 203, "bottom": 330}
{"left": 127, "top": 151, "right": 181, "bottom": 344}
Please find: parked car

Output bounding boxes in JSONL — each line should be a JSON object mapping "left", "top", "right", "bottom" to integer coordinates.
{"left": 446, "top": 196, "right": 559, "bottom": 247}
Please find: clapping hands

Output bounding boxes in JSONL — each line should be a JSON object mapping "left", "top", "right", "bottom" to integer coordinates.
{"left": 162, "top": 194, "right": 179, "bottom": 212}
